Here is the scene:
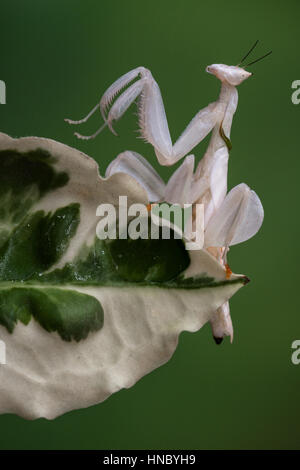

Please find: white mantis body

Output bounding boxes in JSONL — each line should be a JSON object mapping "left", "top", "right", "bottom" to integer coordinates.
{"left": 65, "top": 43, "right": 270, "bottom": 343}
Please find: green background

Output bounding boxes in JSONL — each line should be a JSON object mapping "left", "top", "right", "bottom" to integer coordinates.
{"left": 0, "top": 0, "right": 299, "bottom": 450}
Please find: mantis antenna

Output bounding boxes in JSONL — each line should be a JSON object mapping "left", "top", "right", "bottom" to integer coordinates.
{"left": 246, "top": 50, "right": 272, "bottom": 67}
{"left": 237, "top": 40, "right": 272, "bottom": 68}
{"left": 237, "top": 40, "right": 259, "bottom": 66}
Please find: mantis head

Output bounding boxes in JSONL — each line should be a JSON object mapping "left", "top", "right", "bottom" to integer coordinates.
{"left": 206, "top": 41, "right": 272, "bottom": 87}
{"left": 206, "top": 64, "right": 251, "bottom": 86}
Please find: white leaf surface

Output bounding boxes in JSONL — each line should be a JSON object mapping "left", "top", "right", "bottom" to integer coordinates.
{"left": 0, "top": 132, "right": 247, "bottom": 420}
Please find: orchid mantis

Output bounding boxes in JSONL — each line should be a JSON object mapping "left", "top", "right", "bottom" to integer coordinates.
{"left": 65, "top": 42, "right": 270, "bottom": 343}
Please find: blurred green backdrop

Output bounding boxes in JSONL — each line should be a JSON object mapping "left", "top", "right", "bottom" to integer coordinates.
{"left": 0, "top": 0, "right": 299, "bottom": 450}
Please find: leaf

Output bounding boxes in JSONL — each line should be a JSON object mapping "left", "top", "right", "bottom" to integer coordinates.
{"left": 0, "top": 132, "right": 247, "bottom": 419}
